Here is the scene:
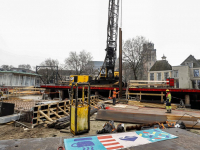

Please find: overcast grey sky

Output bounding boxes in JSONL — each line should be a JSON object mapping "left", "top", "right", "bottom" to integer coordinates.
{"left": 0, "top": 0, "right": 200, "bottom": 69}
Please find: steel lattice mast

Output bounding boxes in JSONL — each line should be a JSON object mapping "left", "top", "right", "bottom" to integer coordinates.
{"left": 102, "top": 0, "right": 119, "bottom": 79}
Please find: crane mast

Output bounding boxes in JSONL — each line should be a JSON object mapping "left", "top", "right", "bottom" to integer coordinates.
{"left": 101, "top": 0, "right": 119, "bottom": 79}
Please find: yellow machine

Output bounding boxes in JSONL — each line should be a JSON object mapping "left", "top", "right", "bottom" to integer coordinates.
{"left": 69, "top": 75, "right": 92, "bottom": 86}
{"left": 114, "top": 71, "right": 119, "bottom": 78}
{"left": 70, "top": 82, "right": 90, "bottom": 135}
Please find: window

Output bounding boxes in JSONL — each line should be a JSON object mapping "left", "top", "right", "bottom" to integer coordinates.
{"left": 157, "top": 73, "right": 161, "bottom": 81}
{"left": 186, "top": 62, "right": 193, "bottom": 68}
{"left": 164, "top": 72, "right": 169, "bottom": 80}
{"left": 173, "top": 70, "right": 178, "bottom": 78}
{"left": 175, "top": 80, "right": 179, "bottom": 88}
{"left": 198, "top": 80, "right": 200, "bottom": 89}
{"left": 150, "top": 73, "right": 154, "bottom": 81}
{"left": 192, "top": 80, "right": 197, "bottom": 89}
{"left": 194, "top": 69, "right": 199, "bottom": 77}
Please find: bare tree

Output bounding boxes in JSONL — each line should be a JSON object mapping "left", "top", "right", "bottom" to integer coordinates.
{"left": 122, "top": 62, "right": 134, "bottom": 83}
{"left": 37, "top": 58, "right": 60, "bottom": 84}
{"left": 65, "top": 52, "right": 79, "bottom": 75}
{"left": 79, "top": 50, "right": 93, "bottom": 74}
{"left": 65, "top": 50, "right": 93, "bottom": 75}
{"left": 1, "top": 65, "right": 14, "bottom": 71}
{"left": 40, "top": 58, "right": 59, "bottom": 67}
{"left": 122, "top": 36, "right": 149, "bottom": 80}
{"left": 18, "top": 64, "right": 31, "bottom": 70}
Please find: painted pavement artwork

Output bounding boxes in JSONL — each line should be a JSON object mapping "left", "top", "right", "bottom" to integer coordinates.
{"left": 64, "top": 128, "right": 178, "bottom": 150}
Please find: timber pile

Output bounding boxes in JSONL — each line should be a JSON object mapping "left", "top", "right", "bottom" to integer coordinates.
{"left": 128, "top": 100, "right": 177, "bottom": 110}
{"left": 167, "top": 114, "right": 200, "bottom": 129}
{"left": 8, "top": 87, "right": 44, "bottom": 96}
{"left": 127, "top": 80, "right": 169, "bottom": 88}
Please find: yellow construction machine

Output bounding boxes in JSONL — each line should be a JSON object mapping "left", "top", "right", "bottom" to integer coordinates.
{"left": 70, "top": 82, "right": 90, "bottom": 135}
{"left": 69, "top": 75, "right": 92, "bottom": 86}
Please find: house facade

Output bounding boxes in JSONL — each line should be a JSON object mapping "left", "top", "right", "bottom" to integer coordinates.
{"left": 172, "top": 65, "right": 191, "bottom": 88}
{"left": 148, "top": 55, "right": 200, "bottom": 89}
{"left": 172, "top": 55, "right": 200, "bottom": 89}
{"left": 148, "top": 55, "right": 172, "bottom": 82}
{"left": 0, "top": 68, "right": 40, "bottom": 87}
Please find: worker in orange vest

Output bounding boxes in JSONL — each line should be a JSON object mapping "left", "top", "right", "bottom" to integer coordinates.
{"left": 112, "top": 88, "right": 119, "bottom": 105}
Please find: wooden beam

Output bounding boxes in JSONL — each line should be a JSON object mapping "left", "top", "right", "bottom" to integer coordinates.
{"left": 128, "top": 93, "right": 165, "bottom": 96}
{"left": 39, "top": 110, "right": 53, "bottom": 122}
{"left": 58, "top": 106, "right": 69, "bottom": 116}
{"left": 129, "top": 80, "right": 169, "bottom": 83}
{"left": 128, "top": 101, "right": 177, "bottom": 109}
{"left": 129, "top": 83, "right": 167, "bottom": 86}
{"left": 50, "top": 109, "right": 62, "bottom": 119}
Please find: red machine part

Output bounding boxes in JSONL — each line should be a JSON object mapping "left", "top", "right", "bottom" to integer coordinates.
{"left": 166, "top": 78, "right": 174, "bottom": 87}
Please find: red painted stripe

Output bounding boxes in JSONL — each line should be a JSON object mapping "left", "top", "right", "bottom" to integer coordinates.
{"left": 40, "top": 85, "right": 200, "bottom": 93}
{"left": 155, "top": 138, "right": 161, "bottom": 139}
{"left": 100, "top": 139, "right": 116, "bottom": 143}
{"left": 103, "top": 142, "right": 120, "bottom": 146}
{"left": 143, "top": 131, "right": 149, "bottom": 133}
{"left": 106, "top": 146, "right": 124, "bottom": 150}
{"left": 97, "top": 136, "right": 112, "bottom": 140}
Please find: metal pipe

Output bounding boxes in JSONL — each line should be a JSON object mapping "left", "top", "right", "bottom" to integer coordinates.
{"left": 119, "top": 28, "right": 122, "bottom": 98}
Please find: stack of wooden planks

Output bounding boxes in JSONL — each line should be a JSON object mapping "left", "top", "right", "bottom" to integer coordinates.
{"left": 8, "top": 87, "right": 45, "bottom": 96}
{"left": 127, "top": 80, "right": 169, "bottom": 88}
{"left": 128, "top": 100, "right": 177, "bottom": 110}
{"left": 167, "top": 114, "right": 200, "bottom": 129}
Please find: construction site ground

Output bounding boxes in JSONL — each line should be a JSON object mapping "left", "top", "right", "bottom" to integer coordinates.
{"left": 0, "top": 112, "right": 136, "bottom": 141}
{"left": 1, "top": 124, "right": 200, "bottom": 150}
{"left": 1, "top": 100, "right": 200, "bottom": 149}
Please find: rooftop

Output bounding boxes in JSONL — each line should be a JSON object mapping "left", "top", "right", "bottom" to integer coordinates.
{"left": 0, "top": 71, "right": 40, "bottom": 76}
{"left": 150, "top": 60, "right": 172, "bottom": 71}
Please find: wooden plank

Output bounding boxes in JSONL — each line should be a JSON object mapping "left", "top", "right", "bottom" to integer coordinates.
{"left": 64, "top": 101, "right": 66, "bottom": 112}
{"left": 50, "top": 109, "right": 62, "bottom": 119}
{"left": 167, "top": 120, "right": 200, "bottom": 129}
{"left": 128, "top": 101, "right": 177, "bottom": 109}
{"left": 39, "top": 110, "right": 53, "bottom": 122}
{"left": 37, "top": 106, "right": 41, "bottom": 125}
{"left": 129, "top": 80, "right": 169, "bottom": 83}
{"left": 129, "top": 83, "right": 167, "bottom": 86}
{"left": 58, "top": 106, "right": 69, "bottom": 116}
{"left": 128, "top": 93, "right": 165, "bottom": 96}
{"left": 47, "top": 104, "right": 50, "bottom": 118}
